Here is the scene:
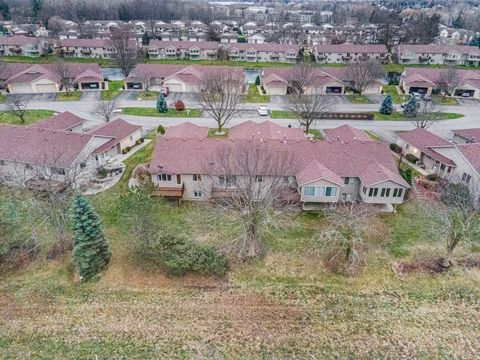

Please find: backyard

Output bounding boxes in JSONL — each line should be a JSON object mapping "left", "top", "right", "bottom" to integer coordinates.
{"left": 0, "top": 110, "right": 55, "bottom": 125}
{"left": 1, "top": 140, "right": 479, "bottom": 359}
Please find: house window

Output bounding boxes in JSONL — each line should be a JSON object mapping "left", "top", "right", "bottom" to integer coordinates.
{"left": 325, "top": 187, "right": 337, "bottom": 197}
{"left": 158, "top": 173, "right": 172, "bottom": 181}
{"left": 363, "top": 187, "right": 367, "bottom": 195}
{"left": 405, "top": 144, "right": 410, "bottom": 150}
{"left": 51, "top": 167, "right": 66, "bottom": 175}
{"left": 397, "top": 189, "right": 403, "bottom": 197}
{"left": 368, "top": 188, "right": 373, "bottom": 196}
{"left": 393, "top": 188, "right": 398, "bottom": 197}
{"left": 176, "top": 174, "right": 181, "bottom": 184}
{"left": 254, "top": 175, "right": 263, "bottom": 182}
{"left": 373, "top": 188, "right": 378, "bottom": 197}
{"left": 193, "top": 190, "right": 202, "bottom": 198}
{"left": 344, "top": 177, "right": 350, "bottom": 185}
{"left": 219, "top": 175, "right": 235, "bottom": 187}
{"left": 193, "top": 174, "right": 202, "bottom": 181}
{"left": 0, "top": 160, "right": 5, "bottom": 166}
{"left": 462, "top": 173, "right": 471, "bottom": 184}
{"left": 381, "top": 188, "right": 386, "bottom": 197}
{"left": 283, "top": 176, "right": 291, "bottom": 184}
{"left": 386, "top": 188, "right": 391, "bottom": 197}
{"left": 303, "top": 186, "right": 315, "bottom": 196}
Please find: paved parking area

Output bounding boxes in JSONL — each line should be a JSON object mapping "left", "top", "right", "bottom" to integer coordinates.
{"left": 80, "top": 91, "right": 100, "bottom": 101}
{"left": 457, "top": 98, "right": 480, "bottom": 106}
{"left": 116, "top": 91, "right": 138, "bottom": 101}
{"left": 5, "top": 93, "right": 57, "bottom": 102}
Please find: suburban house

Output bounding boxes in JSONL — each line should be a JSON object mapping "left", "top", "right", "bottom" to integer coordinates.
{"left": 394, "top": 44, "right": 480, "bottom": 66}
{"left": 58, "top": 38, "right": 121, "bottom": 59}
{"left": 124, "top": 64, "right": 244, "bottom": 93}
{"left": 147, "top": 40, "right": 219, "bottom": 60}
{"left": 399, "top": 68, "right": 480, "bottom": 98}
{"left": 313, "top": 44, "right": 388, "bottom": 64}
{"left": 1, "top": 63, "right": 107, "bottom": 93}
{"left": 220, "top": 32, "right": 239, "bottom": 43}
{"left": 396, "top": 128, "right": 456, "bottom": 177}
{"left": 452, "top": 129, "right": 480, "bottom": 144}
{"left": 229, "top": 120, "right": 305, "bottom": 140}
{"left": 30, "top": 111, "right": 86, "bottom": 132}
{"left": 164, "top": 122, "right": 209, "bottom": 139}
{"left": 225, "top": 43, "right": 299, "bottom": 63}
{"left": 149, "top": 135, "right": 409, "bottom": 210}
{"left": 88, "top": 119, "right": 143, "bottom": 167}
{"left": 0, "top": 124, "right": 111, "bottom": 185}
{"left": 260, "top": 67, "right": 383, "bottom": 95}
{"left": 324, "top": 124, "right": 372, "bottom": 142}
{"left": 0, "top": 36, "right": 47, "bottom": 57}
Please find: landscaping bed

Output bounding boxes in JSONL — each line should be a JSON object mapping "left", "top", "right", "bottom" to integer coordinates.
{"left": 121, "top": 107, "right": 202, "bottom": 117}
{"left": 346, "top": 94, "right": 371, "bottom": 104}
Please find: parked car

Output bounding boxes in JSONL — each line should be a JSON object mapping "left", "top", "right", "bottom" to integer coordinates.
{"left": 412, "top": 92, "right": 422, "bottom": 100}
{"left": 461, "top": 92, "right": 471, "bottom": 97}
{"left": 257, "top": 105, "right": 269, "bottom": 116}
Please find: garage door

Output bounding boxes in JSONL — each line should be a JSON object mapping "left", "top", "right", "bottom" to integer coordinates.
{"left": 36, "top": 84, "right": 57, "bottom": 93}
{"left": 10, "top": 84, "right": 34, "bottom": 93}
{"left": 267, "top": 85, "right": 287, "bottom": 95}
{"left": 165, "top": 83, "right": 184, "bottom": 93}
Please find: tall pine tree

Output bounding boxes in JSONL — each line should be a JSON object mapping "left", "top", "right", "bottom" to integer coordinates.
{"left": 71, "top": 193, "right": 110, "bottom": 281}
{"left": 156, "top": 93, "right": 168, "bottom": 113}
{"left": 379, "top": 95, "right": 393, "bottom": 115}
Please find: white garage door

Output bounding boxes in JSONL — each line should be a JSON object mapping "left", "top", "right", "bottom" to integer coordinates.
{"left": 267, "top": 85, "right": 287, "bottom": 95}
{"left": 36, "top": 84, "right": 57, "bottom": 93}
{"left": 10, "top": 84, "right": 34, "bottom": 94}
{"left": 165, "top": 82, "right": 184, "bottom": 93}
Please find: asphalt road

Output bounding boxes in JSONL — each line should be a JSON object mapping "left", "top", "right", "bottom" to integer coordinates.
{"left": 20, "top": 95, "right": 480, "bottom": 142}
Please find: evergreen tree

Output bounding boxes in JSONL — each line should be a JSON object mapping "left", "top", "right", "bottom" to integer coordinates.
{"left": 255, "top": 75, "right": 260, "bottom": 86}
{"left": 379, "top": 95, "right": 393, "bottom": 115}
{"left": 71, "top": 193, "right": 110, "bottom": 281}
{"left": 156, "top": 93, "right": 168, "bottom": 113}
{"left": 403, "top": 95, "right": 417, "bottom": 118}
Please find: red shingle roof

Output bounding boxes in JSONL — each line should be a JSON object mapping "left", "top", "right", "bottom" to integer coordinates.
{"left": 397, "top": 128, "right": 455, "bottom": 166}
{"left": 397, "top": 44, "right": 480, "bottom": 56}
{"left": 296, "top": 160, "right": 344, "bottom": 186}
{"left": 149, "top": 40, "right": 219, "bottom": 50}
{"left": 0, "top": 124, "right": 94, "bottom": 168}
{"left": 30, "top": 111, "right": 85, "bottom": 131}
{"left": 456, "top": 144, "right": 480, "bottom": 174}
{"left": 229, "top": 120, "right": 305, "bottom": 141}
{"left": 88, "top": 118, "right": 142, "bottom": 154}
{"left": 453, "top": 128, "right": 480, "bottom": 143}
{"left": 164, "top": 122, "right": 209, "bottom": 139}
{"left": 0, "top": 35, "right": 36, "bottom": 46}
{"left": 150, "top": 137, "right": 409, "bottom": 188}
{"left": 324, "top": 125, "right": 372, "bottom": 142}
{"left": 400, "top": 67, "right": 480, "bottom": 87}
{"left": 60, "top": 38, "right": 109, "bottom": 48}
{"left": 228, "top": 43, "right": 299, "bottom": 52}
{"left": 315, "top": 44, "right": 387, "bottom": 54}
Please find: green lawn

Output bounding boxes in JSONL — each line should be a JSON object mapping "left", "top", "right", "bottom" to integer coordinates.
{"left": 383, "top": 85, "right": 411, "bottom": 104}
{"left": 101, "top": 80, "right": 124, "bottom": 100}
{"left": 121, "top": 107, "right": 202, "bottom": 118}
{"left": 374, "top": 111, "right": 464, "bottom": 121}
{"left": 0, "top": 55, "right": 114, "bottom": 66}
{"left": 242, "top": 84, "right": 270, "bottom": 103}
{"left": 144, "top": 58, "right": 295, "bottom": 68}
{"left": 55, "top": 91, "right": 81, "bottom": 101}
{"left": 0, "top": 110, "right": 55, "bottom": 125}
{"left": 270, "top": 110, "right": 295, "bottom": 119}
{"left": 136, "top": 91, "right": 160, "bottom": 100}
{"left": 346, "top": 94, "right": 371, "bottom": 104}
{"left": 432, "top": 95, "right": 459, "bottom": 106}
{"left": 366, "top": 130, "right": 381, "bottom": 142}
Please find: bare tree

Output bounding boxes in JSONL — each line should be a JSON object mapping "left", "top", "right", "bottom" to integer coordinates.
{"left": 289, "top": 90, "right": 333, "bottom": 134}
{"left": 427, "top": 183, "right": 480, "bottom": 268}
{"left": 288, "top": 62, "right": 321, "bottom": 95}
{"left": 196, "top": 69, "right": 243, "bottom": 134}
{"left": 318, "top": 203, "right": 374, "bottom": 270}
{"left": 52, "top": 61, "right": 71, "bottom": 95}
{"left": 4, "top": 95, "right": 29, "bottom": 124}
{"left": 135, "top": 67, "right": 154, "bottom": 93}
{"left": 437, "top": 67, "right": 462, "bottom": 99}
{"left": 410, "top": 101, "right": 443, "bottom": 129}
{"left": 108, "top": 26, "right": 139, "bottom": 77}
{"left": 93, "top": 99, "right": 117, "bottom": 122}
{"left": 345, "top": 60, "right": 385, "bottom": 95}
{"left": 205, "top": 142, "right": 298, "bottom": 260}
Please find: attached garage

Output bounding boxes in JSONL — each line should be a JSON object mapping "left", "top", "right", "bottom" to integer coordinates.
{"left": 9, "top": 83, "right": 34, "bottom": 93}
{"left": 325, "top": 86, "right": 343, "bottom": 94}
{"left": 164, "top": 80, "right": 185, "bottom": 93}
{"left": 265, "top": 83, "right": 287, "bottom": 95}
{"left": 36, "top": 84, "right": 58, "bottom": 93}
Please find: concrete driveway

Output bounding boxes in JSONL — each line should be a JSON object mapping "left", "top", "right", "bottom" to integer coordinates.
{"left": 80, "top": 91, "right": 100, "bottom": 101}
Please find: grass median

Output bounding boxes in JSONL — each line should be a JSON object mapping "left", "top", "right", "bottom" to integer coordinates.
{"left": 55, "top": 91, "right": 81, "bottom": 101}
{"left": 101, "top": 80, "right": 124, "bottom": 100}
{"left": 374, "top": 111, "right": 464, "bottom": 121}
{"left": 121, "top": 107, "right": 202, "bottom": 117}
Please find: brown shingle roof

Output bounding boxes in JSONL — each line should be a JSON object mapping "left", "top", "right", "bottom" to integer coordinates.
{"left": 228, "top": 42, "right": 299, "bottom": 52}
{"left": 164, "top": 122, "right": 209, "bottom": 139}
{"left": 229, "top": 121, "right": 305, "bottom": 141}
{"left": 88, "top": 118, "right": 142, "bottom": 154}
{"left": 149, "top": 40, "right": 219, "bottom": 50}
{"left": 456, "top": 144, "right": 480, "bottom": 174}
{"left": 315, "top": 44, "right": 387, "bottom": 54}
{"left": 324, "top": 125, "right": 372, "bottom": 142}
{"left": 0, "top": 35, "right": 36, "bottom": 46}
{"left": 30, "top": 112, "right": 86, "bottom": 131}
{"left": 397, "top": 44, "right": 480, "bottom": 56}
{"left": 453, "top": 128, "right": 480, "bottom": 143}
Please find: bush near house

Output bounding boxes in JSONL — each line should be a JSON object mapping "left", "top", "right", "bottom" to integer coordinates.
{"left": 157, "top": 125, "right": 165, "bottom": 134}
{"left": 406, "top": 154, "right": 419, "bottom": 164}
{"left": 122, "top": 146, "right": 131, "bottom": 154}
{"left": 175, "top": 100, "right": 185, "bottom": 111}
{"left": 390, "top": 143, "right": 402, "bottom": 153}
{"left": 426, "top": 174, "right": 440, "bottom": 181}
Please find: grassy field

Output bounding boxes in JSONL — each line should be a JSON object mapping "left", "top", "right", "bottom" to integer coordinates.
{"left": 0, "top": 110, "right": 55, "bottom": 125}
{"left": 270, "top": 110, "right": 295, "bottom": 119}
{"left": 346, "top": 94, "right": 371, "bottom": 104}
{"left": 432, "top": 95, "right": 459, "bottom": 106}
{"left": 55, "top": 91, "right": 81, "bottom": 101}
{"left": 122, "top": 107, "right": 202, "bottom": 117}
{"left": 383, "top": 85, "right": 411, "bottom": 104}
{"left": 242, "top": 84, "right": 270, "bottom": 103}
{"left": 1, "top": 138, "right": 479, "bottom": 358}
{"left": 136, "top": 91, "right": 160, "bottom": 100}
{"left": 374, "top": 111, "right": 464, "bottom": 121}
{"left": 101, "top": 80, "right": 124, "bottom": 100}
{"left": 0, "top": 55, "right": 114, "bottom": 66}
